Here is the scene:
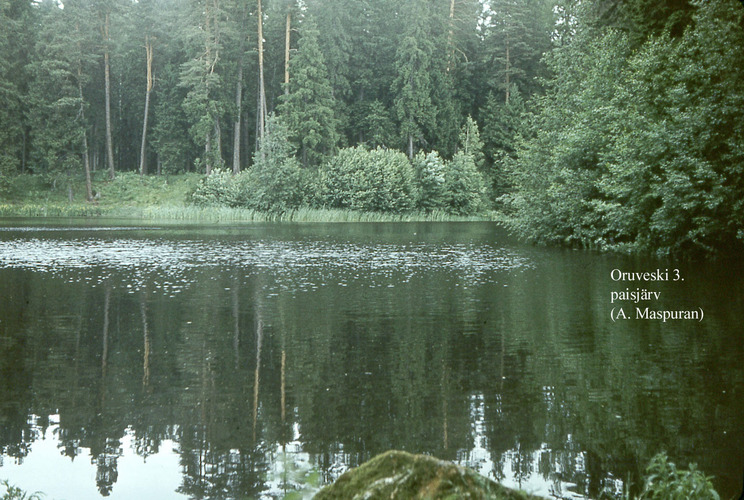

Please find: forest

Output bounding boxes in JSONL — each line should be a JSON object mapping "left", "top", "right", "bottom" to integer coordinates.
{"left": 0, "top": 0, "right": 743, "bottom": 256}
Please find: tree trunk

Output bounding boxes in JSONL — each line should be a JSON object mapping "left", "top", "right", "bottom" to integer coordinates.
{"left": 214, "top": 117, "right": 222, "bottom": 163}
{"left": 257, "top": 0, "right": 267, "bottom": 154}
{"left": 141, "top": 291, "right": 150, "bottom": 388}
{"left": 103, "top": 13, "right": 115, "bottom": 180}
{"left": 252, "top": 317, "right": 262, "bottom": 443}
{"left": 408, "top": 134, "right": 414, "bottom": 160}
{"left": 284, "top": 9, "right": 291, "bottom": 94}
{"left": 80, "top": 100, "right": 93, "bottom": 202}
{"left": 505, "top": 35, "right": 510, "bottom": 104}
{"left": 77, "top": 24, "right": 93, "bottom": 202}
{"left": 205, "top": 130, "right": 212, "bottom": 175}
{"left": 243, "top": 110, "right": 250, "bottom": 166}
{"left": 232, "top": 59, "right": 243, "bottom": 174}
{"left": 446, "top": 0, "right": 455, "bottom": 72}
{"left": 21, "top": 131, "right": 26, "bottom": 173}
{"left": 255, "top": 86, "right": 261, "bottom": 152}
{"left": 203, "top": 0, "right": 220, "bottom": 174}
{"left": 232, "top": 5, "right": 246, "bottom": 174}
{"left": 139, "top": 37, "right": 153, "bottom": 176}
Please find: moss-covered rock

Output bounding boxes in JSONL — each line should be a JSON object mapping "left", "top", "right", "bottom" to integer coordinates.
{"left": 313, "top": 450, "right": 545, "bottom": 500}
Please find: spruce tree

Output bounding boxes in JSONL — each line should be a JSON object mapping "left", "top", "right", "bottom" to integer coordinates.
{"left": 0, "top": 0, "right": 34, "bottom": 189}
{"left": 391, "top": 1, "right": 435, "bottom": 159}
{"left": 458, "top": 115, "right": 485, "bottom": 171}
{"left": 179, "top": 0, "right": 225, "bottom": 173}
{"left": 277, "top": 17, "right": 338, "bottom": 168}
{"left": 27, "top": 0, "right": 96, "bottom": 197}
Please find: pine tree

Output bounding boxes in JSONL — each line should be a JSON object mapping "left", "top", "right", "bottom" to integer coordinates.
{"left": 277, "top": 17, "right": 338, "bottom": 168}
{"left": 482, "top": 0, "right": 554, "bottom": 102}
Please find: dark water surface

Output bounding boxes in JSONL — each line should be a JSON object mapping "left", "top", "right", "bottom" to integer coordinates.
{"left": 0, "top": 219, "right": 742, "bottom": 499}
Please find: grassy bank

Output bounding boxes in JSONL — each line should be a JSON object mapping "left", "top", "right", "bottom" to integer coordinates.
{"left": 0, "top": 172, "right": 496, "bottom": 223}
{"left": 0, "top": 171, "right": 201, "bottom": 217}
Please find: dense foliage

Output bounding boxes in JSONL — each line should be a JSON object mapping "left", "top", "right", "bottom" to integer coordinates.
{"left": 505, "top": 0, "right": 744, "bottom": 256}
{"left": 1, "top": 0, "right": 742, "bottom": 254}
{"left": 191, "top": 128, "right": 487, "bottom": 216}
{"left": 316, "top": 147, "right": 417, "bottom": 213}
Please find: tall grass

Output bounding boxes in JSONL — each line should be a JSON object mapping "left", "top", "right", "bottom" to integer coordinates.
{"left": 0, "top": 204, "right": 104, "bottom": 217}
{"left": 139, "top": 205, "right": 494, "bottom": 223}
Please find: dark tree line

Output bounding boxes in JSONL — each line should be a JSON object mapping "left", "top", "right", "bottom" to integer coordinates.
{"left": 0, "top": 0, "right": 552, "bottom": 182}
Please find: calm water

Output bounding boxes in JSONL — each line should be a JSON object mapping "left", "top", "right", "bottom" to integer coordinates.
{"left": 0, "top": 219, "right": 743, "bottom": 499}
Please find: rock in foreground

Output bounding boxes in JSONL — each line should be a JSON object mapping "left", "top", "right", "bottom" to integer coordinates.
{"left": 313, "top": 450, "right": 545, "bottom": 499}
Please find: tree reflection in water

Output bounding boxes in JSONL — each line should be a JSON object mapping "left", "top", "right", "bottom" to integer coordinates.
{"left": 0, "top": 223, "right": 742, "bottom": 498}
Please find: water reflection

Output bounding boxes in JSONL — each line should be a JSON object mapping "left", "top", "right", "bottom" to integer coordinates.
{"left": 0, "top": 222, "right": 743, "bottom": 499}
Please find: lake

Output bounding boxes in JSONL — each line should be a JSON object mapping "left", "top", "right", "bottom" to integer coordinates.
{"left": 0, "top": 219, "right": 742, "bottom": 499}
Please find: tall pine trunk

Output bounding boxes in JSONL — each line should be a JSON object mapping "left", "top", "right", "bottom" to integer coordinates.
{"left": 505, "top": 35, "right": 510, "bottom": 104}
{"left": 103, "top": 13, "right": 115, "bottom": 180}
{"left": 284, "top": 9, "right": 291, "bottom": 94}
{"left": 77, "top": 23, "right": 93, "bottom": 202}
{"left": 79, "top": 84, "right": 93, "bottom": 202}
{"left": 139, "top": 37, "right": 153, "bottom": 176}
{"left": 256, "top": 0, "right": 267, "bottom": 155}
{"left": 232, "top": 5, "right": 246, "bottom": 174}
{"left": 446, "top": 0, "right": 455, "bottom": 72}
{"left": 205, "top": 130, "right": 212, "bottom": 175}
{"left": 205, "top": 0, "right": 213, "bottom": 174}
{"left": 214, "top": 117, "right": 222, "bottom": 162}
{"left": 232, "top": 61, "right": 243, "bottom": 173}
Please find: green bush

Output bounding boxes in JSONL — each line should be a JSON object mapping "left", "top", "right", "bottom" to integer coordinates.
{"left": 189, "top": 115, "right": 309, "bottom": 213}
{"left": 412, "top": 151, "right": 487, "bottom": 215}
{"left": 235, "top": 158, "right": 308, "bottom": 213}
{"left": 371, "top": 147, "right": 417, "bottom": 212}
{"left": 443, "top": 152, "right": 488, "bottom": 216}
{"left": 188, "top": 168, "right": 240, "bottom": 207}
{"left": 315, "top": 146, "right": 371, "bottom": 210}
{"left": 316, "top": 146, "right": 417, "bottom": 213}
{"left": 0, "top": 155, "right": 15, "bottom": 198}
{"left": 412, "top": 151, "right": 447, "bottom": 211}
{"left": 638, "top": 453, "right": 719, "bottom": 500}
{"left": 238, "top": 115, "right": 308, "bottom": 212}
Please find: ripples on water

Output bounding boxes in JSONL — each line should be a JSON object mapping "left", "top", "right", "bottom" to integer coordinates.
{"left": 0, "top": 227, "right": 533, "bottom": 294}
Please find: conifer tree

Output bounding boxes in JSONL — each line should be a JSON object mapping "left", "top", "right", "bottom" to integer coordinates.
{"left": 0, "top": 0, "right": 34, "bottom": 189}
{"left": 180, "top": 0, "right": 224, "bottom": 174}
{"left": 27, "top": 0, "right": 95, "bottom": 198}
{"left": 391, "top": 2, "right": 435, "bottom": 159}
{"left": 277, "top": 17, "right": 338, "bottom": 168}
{"left": 483, "top": 0, "right": 553, "bottom": 102}
{"left": 458, "top": 115, "right": 485, "bottom": 171}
